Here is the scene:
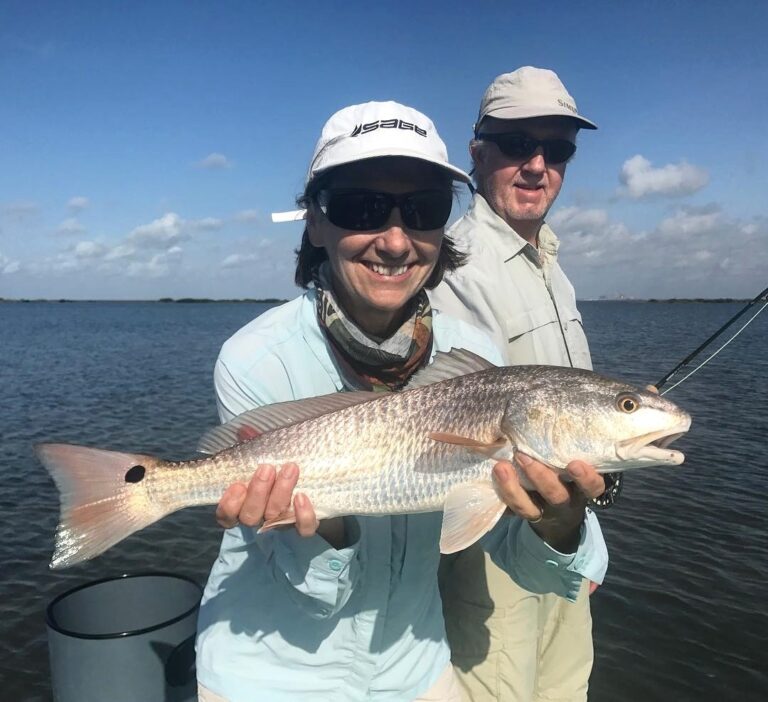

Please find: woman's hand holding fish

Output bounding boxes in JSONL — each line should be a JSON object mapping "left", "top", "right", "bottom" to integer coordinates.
{"left": 493, "top": 454, "right": 606, "bottom": 554}
{"left": 216, "top": 463, "right": 319, "bottom": 537}
{"left": 216, "top": 464, "right": 348, "bottom": 548}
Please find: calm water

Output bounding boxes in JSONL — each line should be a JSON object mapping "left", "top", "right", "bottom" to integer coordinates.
{"left": 1, "top": 301, "right": 766, "bottom": 701}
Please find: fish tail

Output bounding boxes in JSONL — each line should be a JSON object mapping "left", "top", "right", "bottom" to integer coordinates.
{"left": 36, "top": 443, "right": 166, "bottom": 569}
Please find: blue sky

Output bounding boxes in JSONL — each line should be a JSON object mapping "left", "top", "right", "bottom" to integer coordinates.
{"left": 1, "top": 0, "right": 766, "bottom": 300}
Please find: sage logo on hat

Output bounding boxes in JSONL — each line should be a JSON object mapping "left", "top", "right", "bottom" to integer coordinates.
{"left": 308, "top": 101, "right": 470, "bottom": 185}
{"left": 350, "top": 119, "right": 428, "bottom": 138}
{"left": 475, "top": 66, "right": 597, "bottom": 133}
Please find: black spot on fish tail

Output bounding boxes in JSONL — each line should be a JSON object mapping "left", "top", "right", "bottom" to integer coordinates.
{"left": 125, "top": 465, "right": 146, "bottom": 483}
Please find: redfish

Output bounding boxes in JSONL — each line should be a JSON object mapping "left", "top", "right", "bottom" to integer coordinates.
{"left": 37, "top": 349, "right": 691, "bottom": 569}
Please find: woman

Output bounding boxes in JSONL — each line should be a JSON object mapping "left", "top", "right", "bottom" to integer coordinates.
{"left": 196, "top": 101, "right": 607, "bottom": 702}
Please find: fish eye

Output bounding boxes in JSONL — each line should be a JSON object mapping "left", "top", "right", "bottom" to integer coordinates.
{"left": 616, "top": 393, "right": 640, "bottom": 413}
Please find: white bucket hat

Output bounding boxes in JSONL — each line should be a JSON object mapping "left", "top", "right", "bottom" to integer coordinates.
{"left": 476, "top": 66, "right": 597, "bottom": 133}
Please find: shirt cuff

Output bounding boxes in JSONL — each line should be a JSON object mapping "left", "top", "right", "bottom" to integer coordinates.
{"left": 566, "top": 508, "right": 609, "bottom": 584}
{"left": 520, "top": 508, "right": 609, "bottom": 585}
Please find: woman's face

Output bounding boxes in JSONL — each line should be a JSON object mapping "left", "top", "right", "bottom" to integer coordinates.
{"left": 308, "top": 158, "right": 451, "bottom": 337}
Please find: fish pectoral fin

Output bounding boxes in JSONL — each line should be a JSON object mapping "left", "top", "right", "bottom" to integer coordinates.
{"left": 257, "top": 509, "right": 297, "bottom": 533}
{"left": 258, "top": 506, "right": 333, "bottom": 534}
{"left": 428, "top": 432, "right": 507, "bottom": 458}
{"left": 440, "top": 483, "right": 507, "bottom": 554}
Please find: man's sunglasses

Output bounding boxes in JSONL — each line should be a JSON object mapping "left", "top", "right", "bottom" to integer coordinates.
{"left": 476, "top": 133, "right": 577, "bottom": 165}
{"left": 316, "top": 189, "right": 453, "bottom": 232}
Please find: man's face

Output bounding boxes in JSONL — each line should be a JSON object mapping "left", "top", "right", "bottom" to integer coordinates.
{"left": 472, "top": 116, "right": 578, "bottom": 238}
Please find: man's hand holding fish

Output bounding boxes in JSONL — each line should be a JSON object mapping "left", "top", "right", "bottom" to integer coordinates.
{"left": 494, "top": 455, "right": 606, "bottom": 553}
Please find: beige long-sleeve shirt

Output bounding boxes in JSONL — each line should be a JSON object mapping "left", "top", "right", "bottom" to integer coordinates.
{"left": 431, "top": 192, "right": 592, "bottom": 371}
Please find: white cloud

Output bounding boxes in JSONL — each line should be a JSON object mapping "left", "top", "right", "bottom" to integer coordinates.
{"left": 657, "top": 206, "right": 721, "bottom": 240}
{"left": 127, "top": 212, "right": 223, "bottom": 247}
{"left": 1, "top": 251, "right": 21, "bottom": 275}
{"left": 619, "top": 155, "right": 709, "bottom": 199}
{"left": 128, "top": 213, "right": 186, "bottom": 248}
{"left": 221, "top": 253, "right": 258, "bottom": 268}
{"left": 552, "top": 203, "right": 768, "bottom": 299}
{"left": 127, "top": 247, "right": 183, "bottom": 277}
{"left": 103, "top": 244, "right": 136, "bottom": 261}
{"left": 67, "top": 196, "right": 89, "bottom": 212}
{"left": 548, "top": 206, "right": 637, "bottom": 264}
{"left": 2, "top": 201, "right": 39, "bottom": 221}
{"left": 47, "top": 254, "right": 80, "bottom": 273}
{"left": 548, "top": 207, "right": 610, "bottom": 233}
{"left": 233, "top": 209, "right": 260, "bottom": 223}
{"left": 187, "top": 217, "right": 223, "bottom": 231}
{"left": 195, "top": 152, "right": 232, "bottom": 170}
{"left": 220, "top": 238, "right": 275, "bottom": 269}
{"left": 57, "top": 218, "right": 86, "bottom": 235}
{"left": 19, "top": 210, "right": 228, "bottom": 289}
{"left": 73, "top": 241, "right": 106, "bottom": 259}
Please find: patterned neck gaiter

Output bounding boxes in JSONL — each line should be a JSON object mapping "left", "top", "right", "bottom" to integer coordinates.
{"left": 313, "top": 262, "right": 433, "bottom": 392}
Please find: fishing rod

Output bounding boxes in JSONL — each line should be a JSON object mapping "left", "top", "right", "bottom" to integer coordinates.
{"left": 655, "top": 285, "right": 768, "bottom": 395}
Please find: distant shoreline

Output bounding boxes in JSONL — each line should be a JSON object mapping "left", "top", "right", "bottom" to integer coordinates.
{"left": 0, "top": 297, "right": 288, "bottom": 304}
{"left": 0, "top": 297, "right": 749, "bottom": 304}
{"left": 581, "top": 298, "right": 751, "bottom": 304}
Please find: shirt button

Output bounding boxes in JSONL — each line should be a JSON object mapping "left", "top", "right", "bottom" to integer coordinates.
{"left": 545, "top": 559, "right": 560, "bottom": 568}
{"left": 328, "top": 559, "right": 343, "bottom": 572}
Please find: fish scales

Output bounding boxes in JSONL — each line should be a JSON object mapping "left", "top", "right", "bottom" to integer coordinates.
{"left": 36, "top": 351, "right": 692, "bottom": 568}
{"left": 154, "top": 371, "right": 508, "bottom": 516}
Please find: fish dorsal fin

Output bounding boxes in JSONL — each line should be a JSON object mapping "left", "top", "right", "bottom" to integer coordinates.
{"left": 406, "top": 348, "right": 497, "bottom": 390}
{"left": 428, "top": 432, "right": 509, "bottom": 458}
{"left": 440, "top": 482, "right": 508, "bottom": 554}
{"left": 196, "top": 391, "right": 380, "bottom": 454}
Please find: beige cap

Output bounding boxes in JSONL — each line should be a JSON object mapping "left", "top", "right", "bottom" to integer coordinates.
{"left": 476, "top": 66, "right": 597, "bottom": 133}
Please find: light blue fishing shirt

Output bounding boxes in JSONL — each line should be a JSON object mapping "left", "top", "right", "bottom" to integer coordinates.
{"left": 195, "top": 290, "right": 609, "bottom": 702}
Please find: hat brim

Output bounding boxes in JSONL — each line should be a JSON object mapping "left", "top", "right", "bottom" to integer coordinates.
{"left": 481, "top": 106, "right": 598, "bottom": 130}
{"left": 310, "top": 148, "right": 472, "bottom": 184}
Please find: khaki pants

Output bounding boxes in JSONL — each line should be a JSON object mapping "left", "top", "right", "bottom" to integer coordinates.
{"left": 439, "top": 547, "right": 593, "bottom": 702}
{"left": 198, "top": 663, "right": 465, "bottom": 702}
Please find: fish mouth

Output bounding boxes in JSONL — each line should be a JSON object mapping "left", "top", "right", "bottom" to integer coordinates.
{"left": 615, "top": 420, "right": 691, "bottom": 465}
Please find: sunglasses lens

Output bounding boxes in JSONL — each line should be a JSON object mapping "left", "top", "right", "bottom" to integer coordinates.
{"left": 321, "top": 190, "right": 452, "bottom": 231}
{"left": 495, "top": 135, "right": 536, "bottom": 160}
{"left": 543, "top": 140, "right": 577, "bottom": 164}
{"left": 483, "top": 134, "right": 576, "bottom": 164}
{"left": 324, "top": 192, "right": 390, "bottom": 230}
{"left": 400, "top": 191, "right": 453, "bottom": 230}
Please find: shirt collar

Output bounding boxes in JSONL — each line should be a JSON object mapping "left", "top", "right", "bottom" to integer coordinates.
{"left": 467, "top": 193, "right": 560, "bottom": 268}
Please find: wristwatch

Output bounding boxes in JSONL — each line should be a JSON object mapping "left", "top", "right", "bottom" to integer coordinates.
{"left": 590, "top": 472, "right": 623, "bottom": 509}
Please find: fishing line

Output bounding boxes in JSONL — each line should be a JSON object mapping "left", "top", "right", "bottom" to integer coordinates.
{"left": 659, "top": 302, "right": 767, "bottom": 395}
{"left": 655, "top": 285, "right": 768, "bottom": 394}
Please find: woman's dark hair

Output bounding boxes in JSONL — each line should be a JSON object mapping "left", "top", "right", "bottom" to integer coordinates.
{"left": 294, "top": 162, "right": 467, "bottom": 289}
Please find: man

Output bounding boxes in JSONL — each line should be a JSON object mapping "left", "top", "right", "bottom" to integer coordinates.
{"left": 432, "top": 67, "right": 610, "bottom": 702}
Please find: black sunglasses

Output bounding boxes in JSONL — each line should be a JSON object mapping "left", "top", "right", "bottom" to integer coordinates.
{"left": 476, "top": 132, "right": 576, "bottom": 164}
{"left": 316, "top": 189, "right": 453, "bottom": 232}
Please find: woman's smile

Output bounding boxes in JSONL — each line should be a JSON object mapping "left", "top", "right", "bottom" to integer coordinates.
{"left": 361, "top": 261, "right": 414, "bottom": 278}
